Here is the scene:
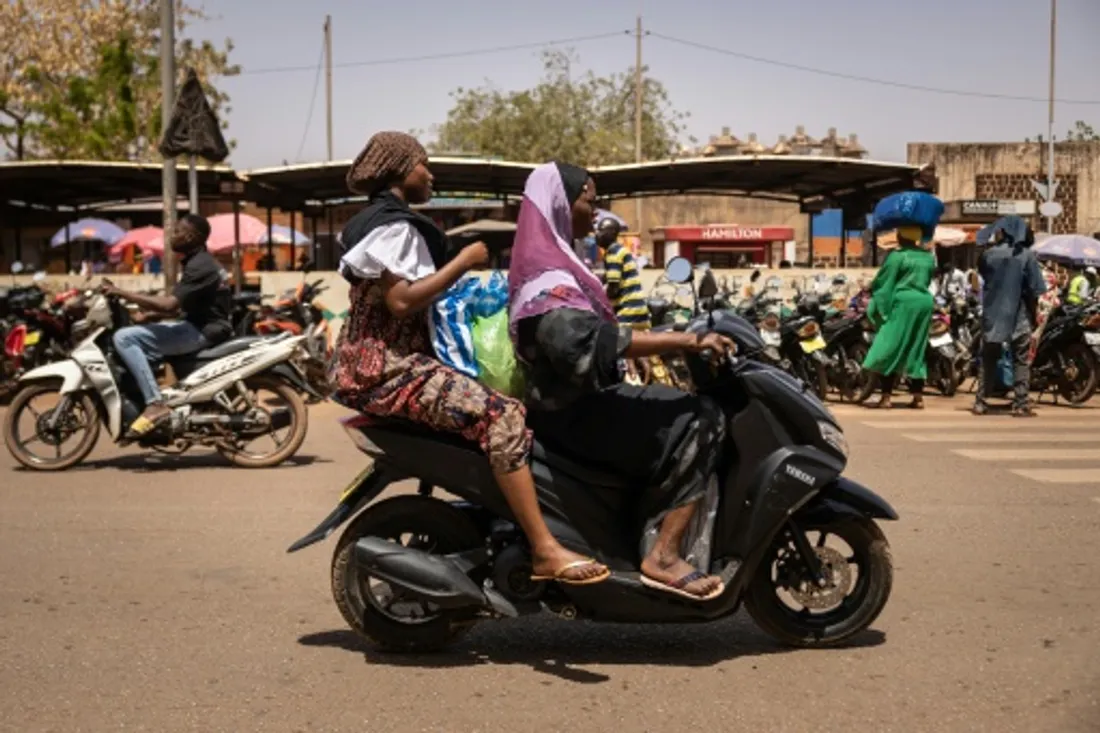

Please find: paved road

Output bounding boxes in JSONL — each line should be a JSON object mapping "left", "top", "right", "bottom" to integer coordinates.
{"left": 2, "top": 394, "right": 1099, "bottom": 733}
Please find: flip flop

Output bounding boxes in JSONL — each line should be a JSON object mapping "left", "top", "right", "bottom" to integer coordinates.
{"left": 640, "top": 571, "right": 725, "bottom": 601}
{"left": 530, "top": 559, "right": 611, "bottom": 586}
{"left": 126, "top": 411, "right": 171, "bottom": 438}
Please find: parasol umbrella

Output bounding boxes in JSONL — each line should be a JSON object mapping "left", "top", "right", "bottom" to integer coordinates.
{"left": 255, "top": 224, "right": 311, "bottom": 246}
{"left": 108, "top": 226, "right": 163, "bottom": 256}
{"left": 145, "top": 213, "right": 268, "bottom": 255}
{"left": 50, "top": 218, "right": 126, "bottom": 248}
{"left": 1032, "top": 234, "right": 1100, "bottom": 267}
{"left": 593, "top": 209, "right": 628, "bottom": 230}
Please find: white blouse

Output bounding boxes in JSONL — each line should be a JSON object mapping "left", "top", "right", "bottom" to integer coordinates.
{"left": 339, "top": 221, "right": 436, "bottom": 282}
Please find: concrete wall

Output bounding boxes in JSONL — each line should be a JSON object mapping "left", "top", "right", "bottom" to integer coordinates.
{"left": 907, "top": 141, "right": 1100, "bottom": 235}
{"left": 10, "top": 268, "right": 879, "bottom": 338}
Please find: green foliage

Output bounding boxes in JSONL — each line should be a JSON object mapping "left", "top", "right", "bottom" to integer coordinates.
{"left": 431, "top": 50, "right": 691, "bottom": 167}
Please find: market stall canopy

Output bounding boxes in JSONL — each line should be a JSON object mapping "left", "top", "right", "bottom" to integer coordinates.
{"left": 445, "top": 220, "right": 517, "bottom": 237}
{"left": 0, "top": 160, "right": 240, "bottom": 210}
{"left": 242, "top": 158, "right": 537, "bottom": 209}
{"left": 243, "top": 155, "right": 927, "bottom": 211}
{"left": 50, "top": 217, "right": 126, "bottom": 247}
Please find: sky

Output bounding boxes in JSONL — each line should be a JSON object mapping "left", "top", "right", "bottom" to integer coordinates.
{"left": 187, "top": 0, "right": 1100, "bottom": 170}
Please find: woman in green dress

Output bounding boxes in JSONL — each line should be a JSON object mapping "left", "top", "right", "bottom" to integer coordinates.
{"left": 863, "top": 226, "right": 936, "bottom": 409}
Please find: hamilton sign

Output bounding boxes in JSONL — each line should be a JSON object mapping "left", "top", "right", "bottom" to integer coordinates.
{"left": 701, "top": 226, "right": 765, "bottom": 240}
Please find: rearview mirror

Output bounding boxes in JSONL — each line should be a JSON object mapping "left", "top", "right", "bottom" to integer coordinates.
{"left": 11, "top": 261, "right": 24, "bottom": 274}
{"left": 665, "top": 256, "right": 693, "bottom": 284}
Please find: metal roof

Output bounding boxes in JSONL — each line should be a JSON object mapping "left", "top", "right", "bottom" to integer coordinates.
{"left": 0, "top": 160, "right": 240, "bottom": 210}
{"left": 243, "top": 155, "right": 926, "bottom": 211}
{"left": 0, "top": 155, "right": 928, "bottom": 214}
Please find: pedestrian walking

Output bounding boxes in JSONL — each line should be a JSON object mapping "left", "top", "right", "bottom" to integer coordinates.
{"left": 862, "top": 226, "right": 936, "bottom": 409}
{"left": 973, "top": 215, "right": 1046, "bottom": 417}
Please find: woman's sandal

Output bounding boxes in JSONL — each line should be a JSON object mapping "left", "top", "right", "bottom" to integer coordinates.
{"left": 530, "top": 559, "right": 611, "bottom": 586}
{"left": 640, "top": 571, "right": 725, "bottom": 601}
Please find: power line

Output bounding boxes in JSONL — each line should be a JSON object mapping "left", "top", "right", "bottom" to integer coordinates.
{"left": 650, "top": 32, "right": 1100, "bottom": 106}
{"left": 294, "top": 43, "right": 325, "bottom": 162}
{"left": 239, "top": 31, "right": 629, "bottom": 76}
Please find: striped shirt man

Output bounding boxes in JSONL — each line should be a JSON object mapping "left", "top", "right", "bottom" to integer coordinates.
{"left": 604, "top": 241, "right": 651, "bottom": 329}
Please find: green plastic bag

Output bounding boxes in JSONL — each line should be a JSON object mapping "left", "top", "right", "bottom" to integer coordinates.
{"left": 472, "top": 309, "right": 525, "bottom": 398}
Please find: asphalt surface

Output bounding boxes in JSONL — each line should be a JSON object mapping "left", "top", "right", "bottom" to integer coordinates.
{"left": 2, "top": 392, "right": 1099, "bottom": 733}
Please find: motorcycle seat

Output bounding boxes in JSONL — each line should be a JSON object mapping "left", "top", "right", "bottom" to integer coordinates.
{"left": 195, "top": 336, "right": 265, "bottom": 360}
{"left": 530, "top": 439, "right": 632, "bottom": 489}
{"left": 347, "top": 413, "right": 631, "bottom": 489}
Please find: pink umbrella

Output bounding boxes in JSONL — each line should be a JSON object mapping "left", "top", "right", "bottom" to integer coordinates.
{"left": 145, "top": 213, "right": 268, "bottom": 255}
{"left": 108, "top": 226, "right": 163, "bottom": 256}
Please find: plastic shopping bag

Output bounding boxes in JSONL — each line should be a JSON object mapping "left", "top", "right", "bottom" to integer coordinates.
{"left": 468, "top": 271, "right": 524, "bottom": 397}
{"left": 430, "top": 275, "right": 481, "bottom": 378}
{"left": 872, "top": 191, "right": 944, "bottom": 234}
{"left": 472, "top": 309, "right": 525, "bottom": 398}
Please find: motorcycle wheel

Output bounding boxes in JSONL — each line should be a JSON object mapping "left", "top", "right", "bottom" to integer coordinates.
{"left": 3, "top": 383, "right": 100, "bottom": 471}
{"left": 932, "top": 355, "right": 958, "bottom": 397}
{"left": 812, "top": 360, "right": 829, "bottom": 401}
{"left": 745, "top": 516, "right": 893, "bottom": 648}
{"left": 1057, "top": 343, "right": 1099, "bottom": 404}
{"left": 216, "top": 375, "right": 308, "bottom": 468}
{"left": 848, "top": 343, "right": 877, "bottom": 404}
{"left": 331, "top": 495, "right": 483, "bottom": 653}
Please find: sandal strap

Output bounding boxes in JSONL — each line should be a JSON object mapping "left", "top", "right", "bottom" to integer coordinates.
{"left": 669, "top": 570, "right": 707, "bottom": 589}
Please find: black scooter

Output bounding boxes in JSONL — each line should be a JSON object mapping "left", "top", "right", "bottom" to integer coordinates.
{"left": 288, "top": 258, "right": 897, "bottom": 652}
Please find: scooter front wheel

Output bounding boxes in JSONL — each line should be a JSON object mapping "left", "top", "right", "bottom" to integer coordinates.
{"left": 745, "top": 516, "right": 893, "bottom": 648}
{"left": 331, "top": 495, "right": 483, "bottom": 653}
{"left": 3, "top": 383, "right": 100, "bottom": 471}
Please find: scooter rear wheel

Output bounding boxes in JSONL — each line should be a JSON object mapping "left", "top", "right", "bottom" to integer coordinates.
{"left": 331, "top": 495, "right": 483, "bottom": 653}
{"left": 745, "top": 516, "right": 893, "bottom": 648}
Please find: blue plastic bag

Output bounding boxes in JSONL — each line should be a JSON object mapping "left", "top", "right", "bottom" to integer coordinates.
{"left": 472, "top": 271, "right": 509, "bottom": 319}
{"left": 872, "top": 191, "right": 945, "bottom": 234}
{"left": 430, "top": 275, "right": 481, "bottom": 378}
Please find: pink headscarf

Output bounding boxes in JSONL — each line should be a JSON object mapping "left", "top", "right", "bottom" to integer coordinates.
{"left": 507, "top": 163, "right": 615, "bottom": 342}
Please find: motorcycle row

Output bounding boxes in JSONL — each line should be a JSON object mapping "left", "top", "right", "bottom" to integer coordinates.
{"left": 0, "top": 263, "right": 333, "bottom": 471}
{"left": 643, "top": 269, "right": 1100, "bottom": 406}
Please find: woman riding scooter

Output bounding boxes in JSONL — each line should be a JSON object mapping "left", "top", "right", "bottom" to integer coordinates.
{"left": 509, "top": 162, "right": 735, "bottom": 600}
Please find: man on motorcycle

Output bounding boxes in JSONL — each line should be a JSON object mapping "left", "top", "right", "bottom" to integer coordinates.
{"left": 101, "top": 214, "right": 232, "bottom": 435}
{"left": 599, "top": 215, "right": 655, "bottom": 384}
{"left": 1066, "top": 267, "right": 1095, "bottom": 306}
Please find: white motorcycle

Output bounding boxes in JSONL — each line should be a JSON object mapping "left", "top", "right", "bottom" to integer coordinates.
{"left": 3, "top": 293, "right": 319, "bottom": 471}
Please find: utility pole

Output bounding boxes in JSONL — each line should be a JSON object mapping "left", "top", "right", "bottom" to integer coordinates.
{"left": 324, "top": 15, "right": 333, "bottom": 161}
{"left": 1045, "top": 0, "right": 1057, "bottom": 234}
{"left": 633, "top": 15, "right": 644, "bottom": 250}
{"left": 160, "top": 0, "right": 177, "bottom": 284}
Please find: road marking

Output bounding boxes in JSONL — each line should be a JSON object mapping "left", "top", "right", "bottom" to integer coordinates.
{"left": 953, "top": 448, "right": 1100, "bottom": 461}
{"left": 866, "top": 420, "right": 1100, "bottom": 430}
{"left": 1010, "top": 469, "right": 1100, "bottom": 484}
{"left": 903, "top": 432, "right": 1100, "bottom": 443}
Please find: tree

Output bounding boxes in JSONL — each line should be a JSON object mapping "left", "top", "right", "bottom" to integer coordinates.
{"left": 1026, "top": 120, "right": 1099, "bottom": 144}
{"left": 0, "top": 0, "right": 238, "bottom": 161}
{"left": 1066, "top": 120, "right": 1099, "bottom": 142}
{"left": 431, "top": 50, "right": 691, "bottom": 167}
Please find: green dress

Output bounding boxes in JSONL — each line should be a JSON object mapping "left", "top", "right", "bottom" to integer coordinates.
{"left": 863, "top": 246, "right": 935, "bottom": 380}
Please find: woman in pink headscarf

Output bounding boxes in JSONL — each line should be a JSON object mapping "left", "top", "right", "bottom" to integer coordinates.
{"left": 509, "top": 162, "right": 733, "bottom": 601}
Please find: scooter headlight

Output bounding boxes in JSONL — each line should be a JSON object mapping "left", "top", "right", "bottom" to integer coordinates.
{"left": 818, "top": 420, "right": 848, "bottom": 458}
{"left": 797, "top": 321, "right": 821, "bottom": 339}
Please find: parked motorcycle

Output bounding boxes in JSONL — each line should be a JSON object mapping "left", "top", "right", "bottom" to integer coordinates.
{"left": 3, "top": 292, "right": 321, "bottom": 471}
{"left": 288, "top": 256, "right": 896, "bottom": 652}
{"left": 924, "top": 297, "right": 958, "bottom": 397}
{"left": 1029, "top": 303, "right": 1100, "bottom": 404}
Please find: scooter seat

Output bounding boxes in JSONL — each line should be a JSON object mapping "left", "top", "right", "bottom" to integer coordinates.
{"left": 195, "top": 336, "right": 265, "bottom": 360}
{"left": 530, "top": 439, "right": 632, "bottom": 490}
